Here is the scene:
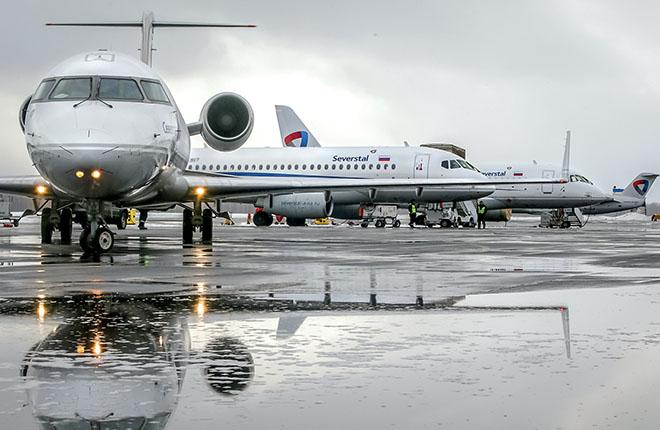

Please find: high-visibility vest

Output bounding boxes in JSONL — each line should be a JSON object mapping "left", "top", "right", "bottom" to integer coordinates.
{"left": 409, "top": 204, "right": 417, "bottom": 214}
{"left": 477, "top": 205, "right": 487, "bottom": 215}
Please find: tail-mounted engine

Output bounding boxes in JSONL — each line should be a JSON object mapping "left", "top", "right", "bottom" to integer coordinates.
{"left": 198, "top": 92, "right": 254, "bottom": 151}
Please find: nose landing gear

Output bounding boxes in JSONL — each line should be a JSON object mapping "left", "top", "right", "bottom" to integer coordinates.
{"left": 79, "top": 225, "right": 114, "bottom": 253}
{"left": 182, "top": 199, "right": 214, "bottom": 245}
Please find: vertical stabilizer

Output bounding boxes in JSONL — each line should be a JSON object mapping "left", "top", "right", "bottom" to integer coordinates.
{"left": 620, "top": 173, "right": 659, "bottom": 199}
{"left": 275, "top": 105, "right": 322, "bottom": 147}
{"left": 561, "top": 130, "right": 571, "bottom": 179}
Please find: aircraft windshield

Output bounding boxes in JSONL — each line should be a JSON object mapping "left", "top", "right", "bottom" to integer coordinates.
{"left": 141, "top": 80, "right": 170, "bottom": 103}
{"left": 98, "top": 78, "right": 143, "bottom": 101}
{"left": 50, "top": 78, "right": 92, "bottom": 100}
{"left": 570, "top": 174, "right": 593, "bottom": 184}
{"left": 33, "top": 79, "right": 56, "bottom": 101}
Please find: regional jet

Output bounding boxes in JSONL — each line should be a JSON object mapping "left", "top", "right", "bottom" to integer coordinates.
{"left": 0, "top": 12, "right": 563, "bottom": 252}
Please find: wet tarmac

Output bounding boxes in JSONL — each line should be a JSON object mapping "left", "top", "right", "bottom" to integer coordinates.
{"left": 0, "top": 215, "right": 659, "bottom": 428}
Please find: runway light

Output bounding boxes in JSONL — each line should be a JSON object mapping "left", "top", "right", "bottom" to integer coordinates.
{"left": 75, "top": 170, "right": 85, "bottom": 179}
{"left": 76, "top": 345, "right": 85, "bottom": 354}
{"left": 35, "top": 185, "right": 47, "bottom": 195}
{"left": 194, "top": 187, "right": 206, "bottom": 197}
{"left": 91, "top": 170, "right": 102, "bottom": 179}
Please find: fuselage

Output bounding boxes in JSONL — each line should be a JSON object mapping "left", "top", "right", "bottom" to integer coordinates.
{"left": 189, "top": 146, "right": 495, "bottom": 204}
{"left": 23, "top": 51, "right": 190, "bottom": 202}
{"left": 479, "top": 163, "right": 609, "bottom": 209}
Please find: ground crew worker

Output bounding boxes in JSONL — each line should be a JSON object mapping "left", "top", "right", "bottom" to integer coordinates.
{"left": 138, "top": 209, "right": 149, "bottom": 230}
{"left": 477, "top": 201, "right": 488, "bottom": 229}
{"left": 408, "top": 201, "right": 417, "bottom": 228}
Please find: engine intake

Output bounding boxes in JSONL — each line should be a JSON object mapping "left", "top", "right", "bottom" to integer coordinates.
{"left": 260, "top": 193, "right": 334, "bottom": 219}
{"left": 200, "top": 92, "right": 254, "bottom": 151}
{"left": 484, "top": 208, "right": 513, "bottom": 222}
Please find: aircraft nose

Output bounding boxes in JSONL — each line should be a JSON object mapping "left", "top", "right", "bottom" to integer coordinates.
{"left": 31, "top": 143, "right": 169, "bottom": 199}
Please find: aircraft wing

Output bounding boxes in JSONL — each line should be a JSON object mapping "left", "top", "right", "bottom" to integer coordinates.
{"left": 182, "top": 173, "right": 566, "bottom": 200}
{"left": 0, "top": 176, "right": 52, "bottom": 198}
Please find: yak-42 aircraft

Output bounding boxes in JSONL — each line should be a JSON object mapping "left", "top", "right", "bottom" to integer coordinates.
{"left": 0, "top": 12, "right": 563, "bottom": 253}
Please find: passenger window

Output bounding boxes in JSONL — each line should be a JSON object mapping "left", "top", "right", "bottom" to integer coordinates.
{"left": 287, "top": 165, "right": 292, "bottom": 170}
{"left": 318, "top": 164, "right": 322, "bottom": 170}
{"left": 392, "top": 164, "right": 396, "bottom": 170}
{"left": 259, "top": 164, "right": 263, "bottom": 170}
{"left": 346, "top": 164, "right": 351, "bottom": 170}
{"left": 33, "top": 80, "right": 56, "bottom": 101}
{"left": 309, "top": 164, "right": 314, "bottom": 170}
{"left": 50, "top": 77, "right": 92, "bottom": 99}
{"left": 188, "top": 165, "right": 192, "bottom": 170}
{"left": 230, "top": 165, "right": 235, "bottom": 170}
{"left": 223, "top": 165, "right": 227, "bottom": 170}
{"left": 376, "top": 164, "right": 381, "bottom": 170}
{"left": 332, "top": 164, "right": 336, "bottom": 170}
{"left": 384, "top": 164, "right": 389, "bottom": 170}
{"left": 362, "top": 164, "right": 366, "bottom": 170}
{"left": 369, "top": 164, "right": 373, "bottom": 170}
{"left": 216, "top": 165, "right": 220, "bottom": 170}
{"left": 302, "top": 164, "right": 307, "bottom": 170}
{"left": 273, "top": 165, "right": 278, "bottom": 170}
{"left": 339, "top": 164, "right": 344, "bottom": 170}
{"left": 251, "top": 164, "right": 256, "bottom": 170}
{"left": 294, "top": 164, "right": 299, "bottom": 170}
{"left": 237, "top": 165, "right": 241, "bottom": 170}
{"left": 266, "top": 164, "right": 270, "bottom": 170}
{"left": 441, "top": 160, "right": 449, "bottom": 169}
{"left": 141, "top": 80, "right": 170, "bottom": 103}
{"left": 195, "top": 165, "right": 199, "bottom": 170}
{"left": 99, "top": 78, "right": 143, "bottom": 100}
{"left": 281, "top": 164, "right": 285, "bottom": 170}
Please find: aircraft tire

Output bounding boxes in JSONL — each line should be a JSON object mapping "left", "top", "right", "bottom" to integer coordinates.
{"left": 79, "top": 227, "right": 92, "bottom": 252}
{"left": 202, "top": 209, "right": 213, "bottom": 244}
{"left": 360, "top": 221, "right": 369, "bottom": 228}
{"left": 93, "top": 227, "right": 114, "bottom": 253}
{"left": 183, "top": 209, "right": 193, "bottom": 245}
{"left": 59, "top": 208, "right": 73, "bottom": 245}
{"left": 41, "top": 208, "right": 53, "bottom": 244}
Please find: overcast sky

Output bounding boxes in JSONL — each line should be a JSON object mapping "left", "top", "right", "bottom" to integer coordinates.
{"left": 2, "top": 0, "right": 659, "bottom": 202}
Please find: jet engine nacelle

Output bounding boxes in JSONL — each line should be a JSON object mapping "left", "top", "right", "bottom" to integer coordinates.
{"left": 260, "top": 193, "right": 334, "bottom": 219}
{"left": 484, "top": 208, "right": 513, "bottom": 222}
{"left": 200, "top": 92, "right": 254, "bottom": 151}
{"left": 19, "top": 95, "right": 31, "bottom": 133}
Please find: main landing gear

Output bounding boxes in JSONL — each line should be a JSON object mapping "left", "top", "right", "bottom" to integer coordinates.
{"left": 253, "top": 211, "right": 273, "bottom": 227}
{"left": 182, "top": 199, "right": 214, "bottom": 245}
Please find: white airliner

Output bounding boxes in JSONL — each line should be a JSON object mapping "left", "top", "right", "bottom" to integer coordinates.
{"left": 267, "top": 106, "right": 610, "bottom": 223}
{"left": 0, "top": 12, "right": 563, "bottom": 252}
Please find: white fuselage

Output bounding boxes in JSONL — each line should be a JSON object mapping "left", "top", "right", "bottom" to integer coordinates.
{"left": 189, "top": 148, "right": 610, "bottom": 210}
{"left": 23, "top": 51, "right": 190, "bottom": 203}
{"left": 479, "top": 163, "right": 609, "bottom": 209}
{"left": 189, "top": 146, "right": 495, "bottom": 205}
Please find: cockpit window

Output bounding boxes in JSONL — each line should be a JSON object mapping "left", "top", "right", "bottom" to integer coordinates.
{"left": 570, "top": 174, "right": 593, "bottom": 184}
{"left": 449, "top": 160, "right": 460, "bottom": 169}
{"left": 141, "top": 80, "right": 170, "bottom": 103}
{"left": 441, "top": 160, "right": 449, "bottom": 169}
{"left": 49, "top": 77, "right": 92, "bottom": 99}
{"left": 33, "top": 80, "right": 56, "bottom": 101}
{"left": 465, "top": 161, "right": 481, "bottom": 172}
{"left": 98, "top": 78, "right": 143, "bottom": 100}
{"left": 457, "top": 160, "right": 471, "bottom": 169}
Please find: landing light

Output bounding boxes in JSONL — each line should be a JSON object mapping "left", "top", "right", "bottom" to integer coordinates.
{"left": 195, "top": 187, "right": 206, "bottom": 197}
{"left": 35, "top": 185, "right": 47, "bottom": 195}
{"left": 75, "top": 170, "right": 85, "bottom": 179}
{"left": 91, "top": 170, "right": 102, "bottom": 179}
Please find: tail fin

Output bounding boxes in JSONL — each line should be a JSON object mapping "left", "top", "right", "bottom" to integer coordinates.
{"left": 275, "top": 105, "right": 321, "bottom": 148}
{"left": 619, "top": 172, "right": 659, "bottom": 199}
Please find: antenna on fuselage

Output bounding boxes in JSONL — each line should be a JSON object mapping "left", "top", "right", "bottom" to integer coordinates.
{"left": 561, "top": 130, "right": 571, "bottom": 179}
{"left": 46, "top": 11, "right": 256, "bottom": 66}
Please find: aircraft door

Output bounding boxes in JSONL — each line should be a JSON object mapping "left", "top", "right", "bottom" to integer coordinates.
{"left": 542, "top": 169, "right": 554, "bottom": 194}
{"left": 414, "top": 154, "right": 430, "bottom": 178}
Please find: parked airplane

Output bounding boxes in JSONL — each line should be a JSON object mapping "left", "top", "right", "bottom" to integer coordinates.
{"left": 0, "top": 12, "right": 562, "bottom": 252}
{"left": 273, "top": 106, "right": 610, "bottom": 222}
{"left": 581, "top": 173, "right": 658, "bottom": 215}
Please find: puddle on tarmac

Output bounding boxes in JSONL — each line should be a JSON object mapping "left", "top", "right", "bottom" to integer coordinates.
{"left": 0, "top": 284, "right": 659, "bottom": 429}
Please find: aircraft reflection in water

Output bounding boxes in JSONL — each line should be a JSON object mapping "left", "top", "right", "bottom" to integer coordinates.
{"left": 20, "top": 295, "right": 254, "bottom": 429}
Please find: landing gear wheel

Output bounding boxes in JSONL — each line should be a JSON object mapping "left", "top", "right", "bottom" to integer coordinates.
{"left": 375, "top": 219, "right": 385, "bottom": 228}
{"left": 41, "top": 208, "right": 53, "bottom": 244}
{"left": 253, "top": 211, "right": 273, "bottom": 227}
{"left": 440, "top": 219, "right": 452, "bottom": 228}
{"left": 360, "top": 221, "right": 369, "bottom": 228}
{"left": 59, "top": 208, "right": 73, "bottom": 245}
{"left": 392, "top": 219, "right": 401, "bottom": 228}
{"left": 92, "top": 227, "right": 114, "bottom": 253}
{"left": 561, "top": 221, "right": 571, "bottom": 229}
{"left": 183, "top": 209, "right": 193, "bottom": 245}
{"left": 116, "top": 210, "right": 128, "bottom": 230}
{"left": 202, "top": 208, "right": 213, "bottom": 244}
